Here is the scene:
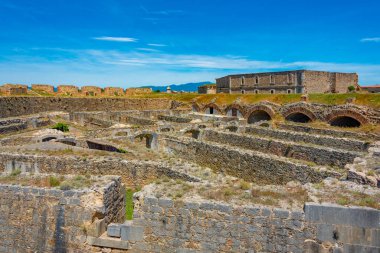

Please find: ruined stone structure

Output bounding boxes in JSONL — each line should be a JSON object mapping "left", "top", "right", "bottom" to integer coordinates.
{"left": 57, "top": 85, "right": 79, "bottom": 95}
{"left": 125, "top": 87, "right": 152, "bottom": 95}
{"left": 0, "top": 95, "right": 379, "bottom": 252}
{"left": 198, "top": 84, "right": 217, "bottom": 94}
{"left": 104, "top": 87, "right": 125, "bottom": 96}
{"left": 0, "top": 84, "right": 28, "bottom": 95}
{"left": 31, "top": 84, "right": 54, "bottom": 93}
{"left": 81, "top": 86, "right": 102, "bottom": 96}
{"left": 216, "top": 70, "right": 359, "bottom": 94}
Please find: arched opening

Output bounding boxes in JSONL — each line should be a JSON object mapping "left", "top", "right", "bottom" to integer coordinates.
{"left": 226, "top": 108, "right": 243, "bottom": 118}
{"left": 205, "top": 107, "right": 218, "bottom": 115}
{"left": 226, "top": 125, "right": 238, "bottom": 132}
{"left": 285, "top": 113, "right": 312, "bottom": 123}
{"left": 42, "top": 136, "right": 57, "bottom": 142}
{"left": 248, "top": 110, "right": 272, "bottom": 124}
{"left": 330, "top": 116, "right": 361, "bottom": 128}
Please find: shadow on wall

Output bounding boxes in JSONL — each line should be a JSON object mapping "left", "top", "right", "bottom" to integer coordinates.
{"left": 285, "top": 113, "right": 312, "bottom": 123}
{"left": 248, "top": 110, "right": 272, "bottom": 124}
{"left": 330, "top": 116, "right": 361, "bottom": 128}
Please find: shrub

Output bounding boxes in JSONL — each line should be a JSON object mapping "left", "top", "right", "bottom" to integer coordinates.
{"left": 239, "top": 180, "right": 251, "bottom": 190}
{"left": 348, "top": 85, "right": 356, "bottom": 92}
{"left": 49, "top": 176, "right": 61, "bottom": 187}
{"left": 52, "top": 122, "right": 69, "bottom": 132}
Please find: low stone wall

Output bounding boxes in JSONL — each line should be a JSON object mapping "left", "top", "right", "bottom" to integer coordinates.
{"left": 277, "top": 122, "right": 380, "bottom": 141}
{"left": 125, "top": 116, "right": 156, "bottom": 126}
{"left": 0, "top": 153, "right": 199, "bottom": 187}
{"left": 0, "top": 115, "right": 51, "bottom": 134}
{"left": 164, "top": 137, "right": 339, "bottom": 184}
{"left": 158, "top": 115, "right": 192, "bottom": 123}
{"left": 131, "top": 195, "right": 380, "bottom": 252}
{"left": 245, "top": 126, "right": 370, "bottom": 152}
{"left": 0, "top": 176, "right": 125, "bottom": 253}
{"left": 0, "top": 97, "right": 172, "bottom": 118}
{"left": 202, "top": 130, "right": 360, "bottom": 167}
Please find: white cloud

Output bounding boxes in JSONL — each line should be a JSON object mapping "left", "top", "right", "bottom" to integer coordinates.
{"left": 136, "top": 48, "right": 161, "bottom": 52}
{"left": 148, "top": 43, "right": 167, "bottom": 47}
{"left": 360, "top": 37, "right": 380, "bottom": 42}
{"left": 93, "top": 36, "right": 138, "bottom": 42}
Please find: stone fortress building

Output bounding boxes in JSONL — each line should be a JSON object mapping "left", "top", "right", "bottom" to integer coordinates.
{"left": 216, "top": 70, "right": 359, "bottom": 94}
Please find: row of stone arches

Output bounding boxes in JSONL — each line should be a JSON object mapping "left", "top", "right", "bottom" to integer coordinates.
{"left": 193, "top": 103, "right": 368, "bottom": 128}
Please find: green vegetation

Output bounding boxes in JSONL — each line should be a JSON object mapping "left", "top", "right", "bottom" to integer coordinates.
{"left": 10, "top": 169, "right": 22, "bottom": 177}
{"left": 49, "top": 176, "right": 61, "bottom": 187}
{"left": 348, "top": 85, "right": 356, "bottom": 92}
{"left": 125, "top": 188, "right": 134, "bottom": 220}
{"left": 59, "top": 175, "right": 93, "bottom": 190}
{"left": 117, "top": 148, "right": 128, "bottom": 153}
{"left": 52, "top": 122, "right": 69, "bottom": 132}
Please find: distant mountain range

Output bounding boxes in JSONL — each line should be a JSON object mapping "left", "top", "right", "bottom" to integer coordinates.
{"left": 141, "top": 81, "right": 213, "bottom": 92}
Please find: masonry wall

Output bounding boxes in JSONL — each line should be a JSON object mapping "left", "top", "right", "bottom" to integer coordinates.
{"left": 104, "top": 87, "right": 124, "bottom": 96}
{"left": 0, "top": 97, "right": 172, "bottom": 118}
{"left": 0, "top": 176, "right": 125, "bottom": 253}
{"left": 57, "top": 85, "right": 79, "bottom": 95}
{"left": 202, "top": 129, "right": 359, "bottom": 167}
{"left": 164, "top": 137, "right": 338, "bottom": 184}
{"left": 132, "top": 196, "right": 380, "bottom": 252}
{"left": 31, "top": 84, "right": 54, "bottom": 93}
{"left": 0, "top": 153, "right": 199, "bottom": 187}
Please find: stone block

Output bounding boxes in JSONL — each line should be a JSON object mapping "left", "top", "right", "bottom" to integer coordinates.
{"left": 120, "top": 224, "right": 144, "bottom": 241}
{"left": 158, "top": 198, "right": 173, "bottom": 208}
{"left": 107, "top": 223, "right": 121, "bottom": 238}
{"left": 87, "top": 218, "right": 106, "bottom": 237}
{"left": 87, "top": 236, "right": 130, "bottom": 250}
{"left": 304, "top": 203, "right": 380, "bottom": 228}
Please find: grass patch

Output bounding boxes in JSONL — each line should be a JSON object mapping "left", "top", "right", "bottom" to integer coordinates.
{"left": 52, "top": 122, "right": 69, "bottom": 132}
{"left": 10, "top": 169, "right": 22, "bottom": 177}
{"left": 125, "top": 188, "right": 135, "bottom": 220}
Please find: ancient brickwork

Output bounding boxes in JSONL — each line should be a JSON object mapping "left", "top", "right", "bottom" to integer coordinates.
{"left": 164, "top": 137, "right": 339, "bottom": 184}
{"left": 31, "top": 84, "right": 54, "bottom": 93}
{"left": 198, "top": 84, "right": 217, "bottom": 94}
{"left": 0, "top": 97, "right": 172, "bottom": 118}
{"left": 104, "top": 87, "right": 125, "bottom": 96}
{"left": 57, "top": 85, "right": 79, "bottom": 95}
{"left": 125, "top": 88, "right": 152, "bottom": 95}
{"left": 202, "top": 129, "right": 359, "bottom": 167}
{"left": 0, "top": 84, "right": 28, "bottom": 95}
{"left": 216, "top": 70, "right": 358, "bottom": 94}
{"left": 0, "top": 176, "right": 125, "bottom": 253}
{"left": 0, "top": 153, "right": 199, "bottom": 186}
{"left": 81, "top": 86, "right": 102, "bottom": 96}
{"left": 131, "top": 196, "right": 380, "bottom": 252}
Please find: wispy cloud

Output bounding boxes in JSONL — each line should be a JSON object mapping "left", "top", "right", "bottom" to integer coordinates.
{"left": 93, "top": 36, "right": 138, "bottom": 42}
{"left": 360, "top": 37, "right": 380, "bottom": 42}
{"left": 148, "top": 43, "right": 167, "bottom": 47}
{"left": 136, "top": 48, "right": 161, "bottom": 52}
{"left": 140, "top": 5, "right": 183, "bottom": 15}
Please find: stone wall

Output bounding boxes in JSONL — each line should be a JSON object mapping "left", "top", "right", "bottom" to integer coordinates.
{"left": 81, "top": 86, "right": 102, "bottom": 96}
{"left": 0, "top": 176, "right": 125, "bottom": 253}
{"left": 0, "top": 97, "right": 172, "bottom": 118}
{"left": 104, "top": 87, "right": 124, "bottom": 96}
{"left": 245, "top": 126, "right": 369, "bottom": 152}
{"left": 164, "top": 137, "right": 338, "bottom": 184}
{"left": 31, "top": 84, "right": 54, "bottom": 93}
{"left": 158, "top": 115, "right": 192, "bottom": 123}
{"left": 131, "top": 195, "right": 380, "bottom": 252}
{"left": 57, "top": 85, "right": 79, "bottom": 95}
{"left": 0, "top": 153, "right": 199, "bottom": 187}
{"left": 125, "top": 88, "right": 152, "bottom": 95}
{"left": 0, "top": 115, "right": 51, "bottom": 134}
{"left": 202, "top": 129, "right": 359, "bottom": 167}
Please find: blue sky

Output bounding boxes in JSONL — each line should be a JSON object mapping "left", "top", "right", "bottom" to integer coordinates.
{"left": 0, "top": 0, "right": 380, "bottom": 87}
